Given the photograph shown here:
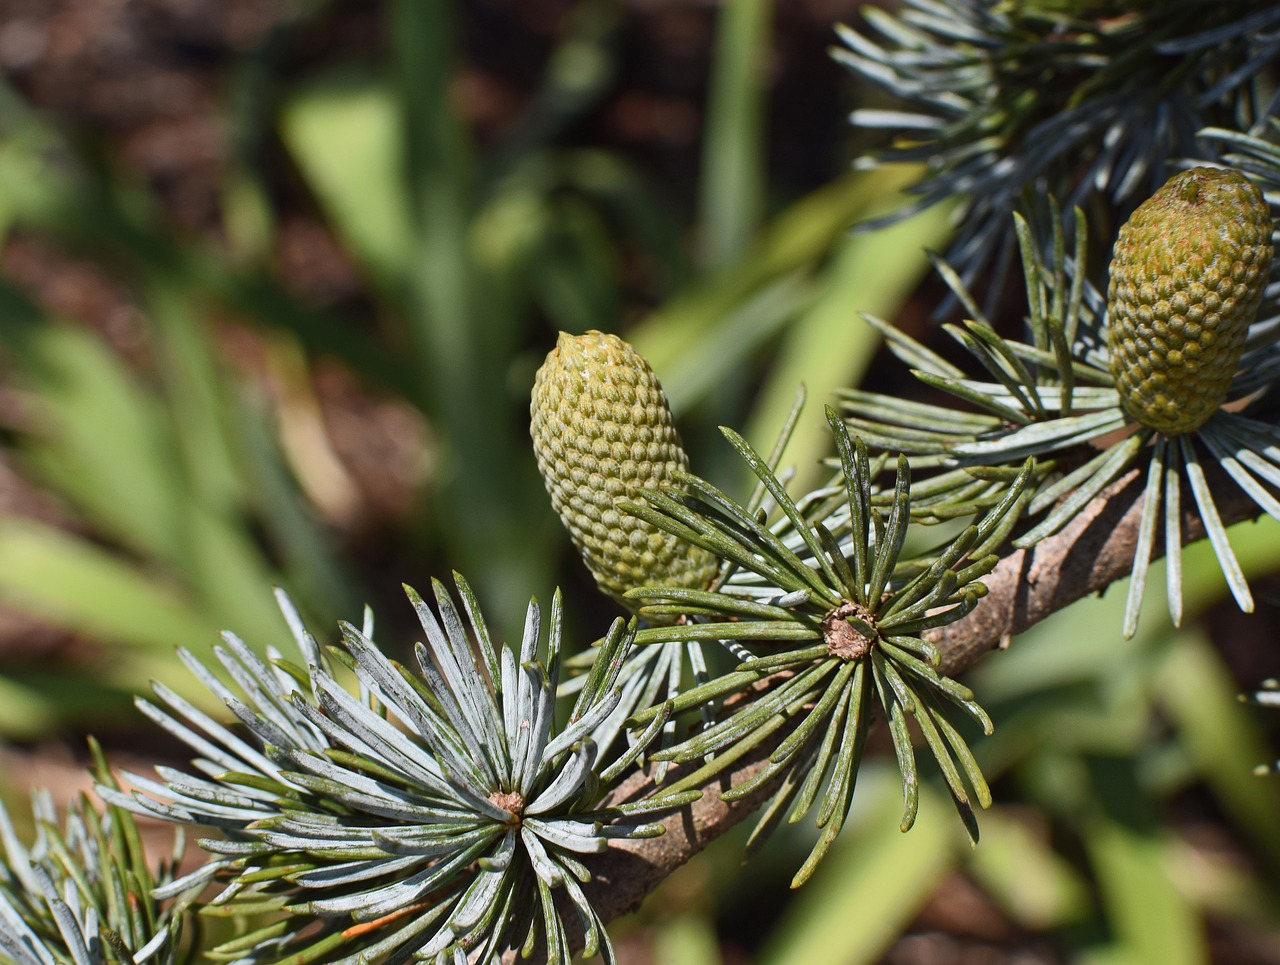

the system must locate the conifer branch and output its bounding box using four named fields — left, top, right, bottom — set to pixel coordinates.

left=568, top=460, right=1263, bottom=943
